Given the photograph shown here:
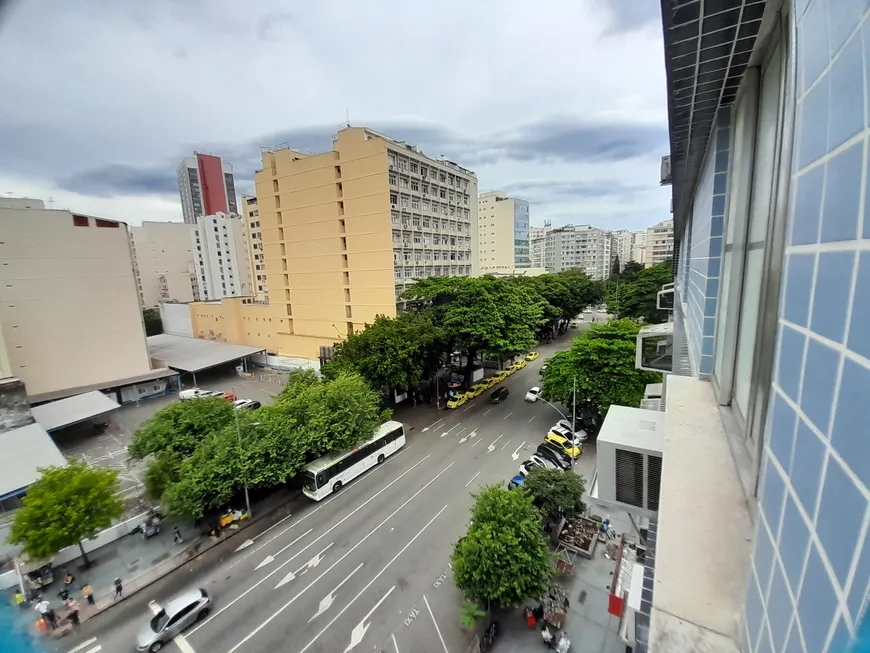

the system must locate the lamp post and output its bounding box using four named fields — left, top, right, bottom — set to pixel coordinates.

left=233, top=390, right=259, bottom=520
